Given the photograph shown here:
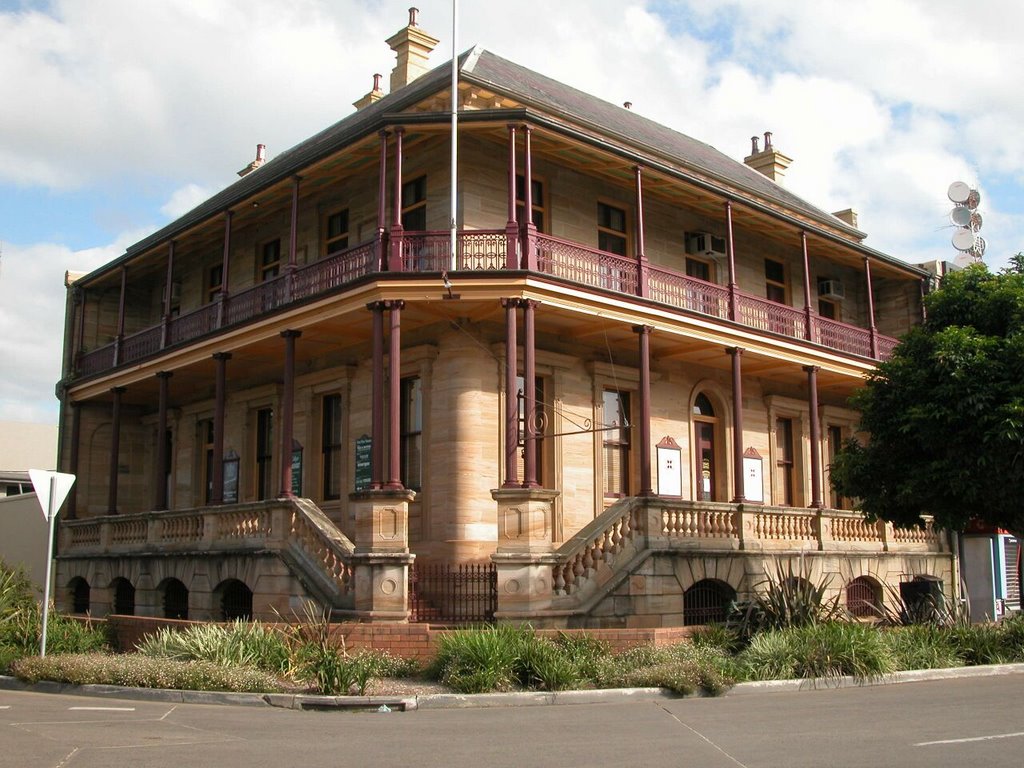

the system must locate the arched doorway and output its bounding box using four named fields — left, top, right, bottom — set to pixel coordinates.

left=68, top=577, right=90, bottom=614
left=216, top=579, right=253, bottom=621
left=683, top=579, right=736, bottom=625
left=111, top=577, right=135, bottom=615
left=160, top=578, right=189, bottom=620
